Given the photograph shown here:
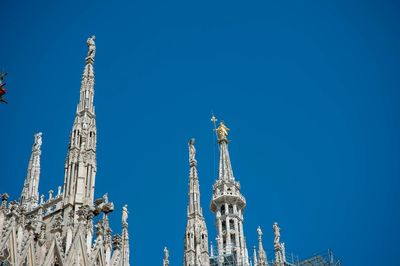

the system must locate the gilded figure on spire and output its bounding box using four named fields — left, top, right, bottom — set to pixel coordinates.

left=216, top=121, right=229, bottom=142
